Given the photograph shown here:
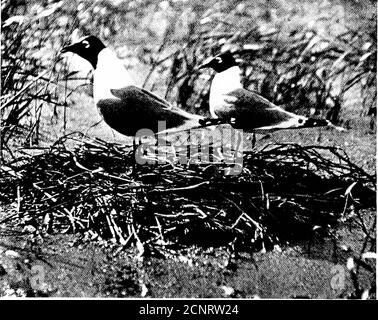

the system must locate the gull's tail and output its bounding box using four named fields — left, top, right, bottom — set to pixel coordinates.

left=200, top=117, right=347, bottom=132
left=158, top=115, right=232, bottom=136
left=199, top=118, right=233, bottom=127
left=303, top=118, right=346, bottom=131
